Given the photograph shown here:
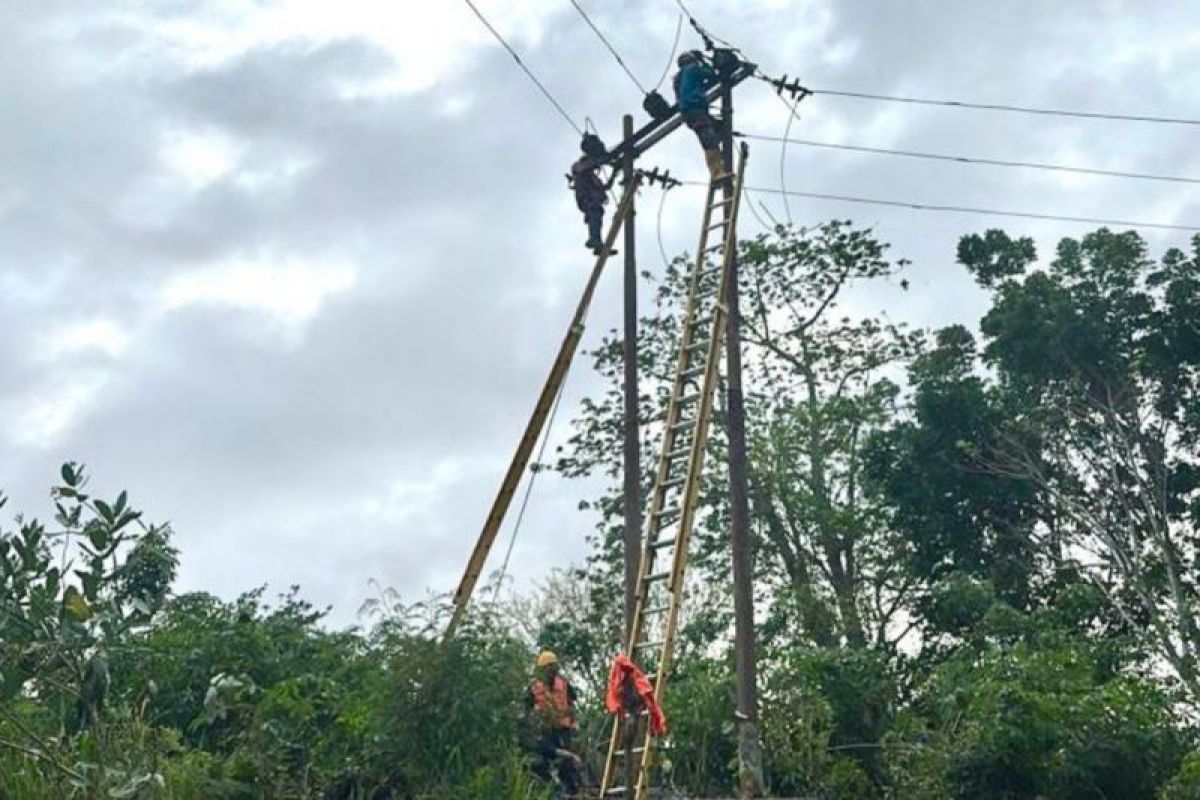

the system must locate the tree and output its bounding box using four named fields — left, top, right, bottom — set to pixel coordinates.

left=874, top=228, right=1200, bottom=704
left=969, top=229, right=1200, bottom=703
left=559, top=221, right=921, bottom=656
